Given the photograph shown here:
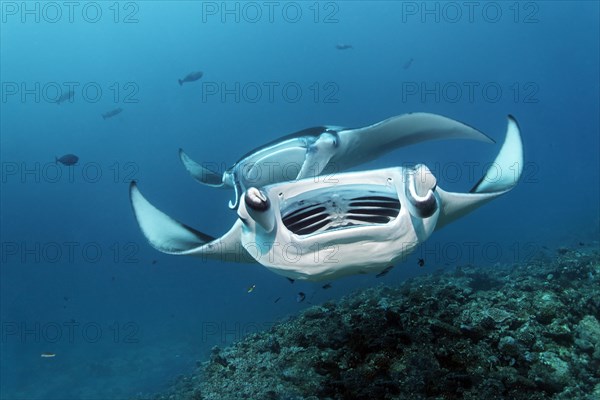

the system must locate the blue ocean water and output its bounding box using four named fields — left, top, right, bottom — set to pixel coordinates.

left=0, top=1, right=598, bottom=399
